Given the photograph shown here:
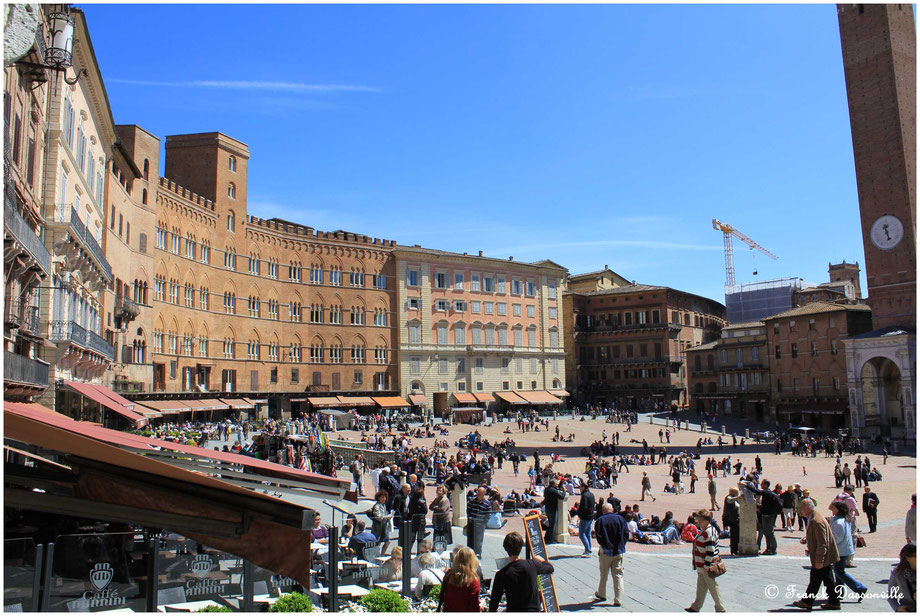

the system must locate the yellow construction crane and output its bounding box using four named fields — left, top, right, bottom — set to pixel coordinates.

left=712, top=219, right=778, bottom=287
